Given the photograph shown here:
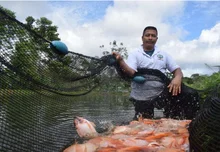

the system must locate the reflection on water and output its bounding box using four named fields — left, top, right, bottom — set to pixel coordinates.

left=0, top=91, right=134, bottom=152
